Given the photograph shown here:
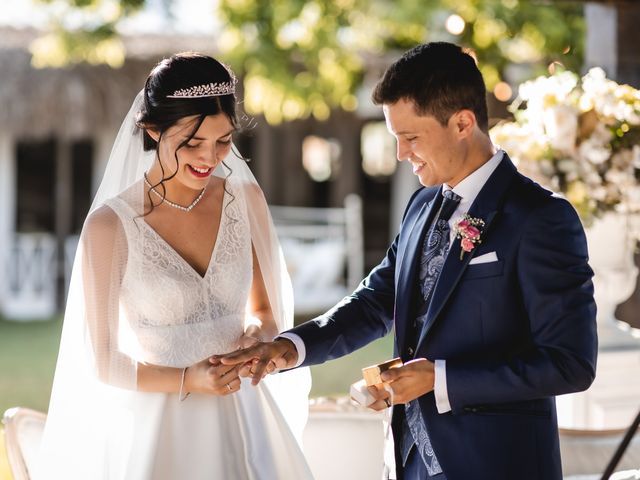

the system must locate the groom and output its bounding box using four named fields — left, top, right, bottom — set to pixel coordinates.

left=220, top=42, right=597, bottom=479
